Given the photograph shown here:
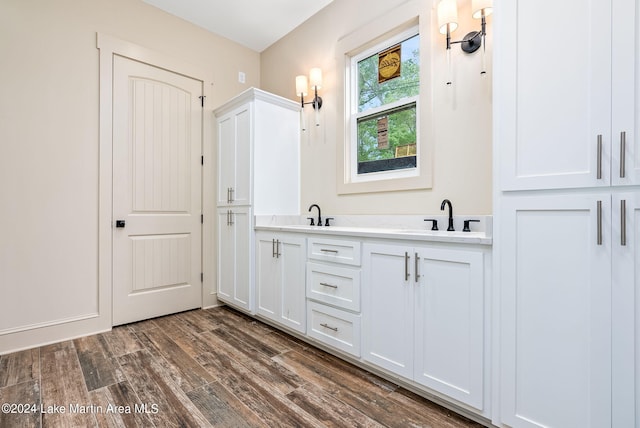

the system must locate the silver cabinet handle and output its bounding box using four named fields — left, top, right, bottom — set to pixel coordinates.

left=228, top=210, right=234, bottom=226
left=226, top=210, right=230, bottom=226
left=597, top=200, right=602, bottom=245
left=276, top=239, right=281, bottom=258
left=404, top=252, right=410, bottom=281
left=320, top=248, right=338, bottom=253
left=621, top=199, right=627, bottom=246
left=320, top=282, right=338, bottom=289
left=272, top=239, right=276, bottom=258
left=320, top=323, right=338, bottom=332
left=620, top=131, right=626, bottom=178
left=227, top=187, right=231, bottom=203
left=597, top=134, right=603, bottom=180
left=230, top=187, right=234, bottom=203
left=414, top=252, right=420, bottom=283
